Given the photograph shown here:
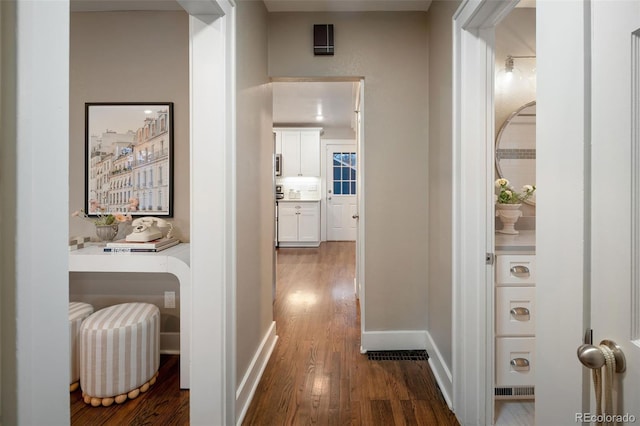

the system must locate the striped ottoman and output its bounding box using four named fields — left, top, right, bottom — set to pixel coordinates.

left=69, top=302, right=94, bottom=392
left=80, top=302, right=160, bottom=407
